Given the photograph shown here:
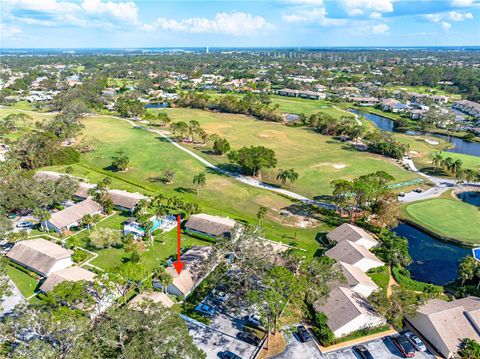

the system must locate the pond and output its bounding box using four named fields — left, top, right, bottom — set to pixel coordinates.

left=457, top=191, right=480, bottom=207
left=393, top=223, right=471, bottom=286
left=349, top=109, right=480, bottom=157
left=144, top=102, right=168, bottom=109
